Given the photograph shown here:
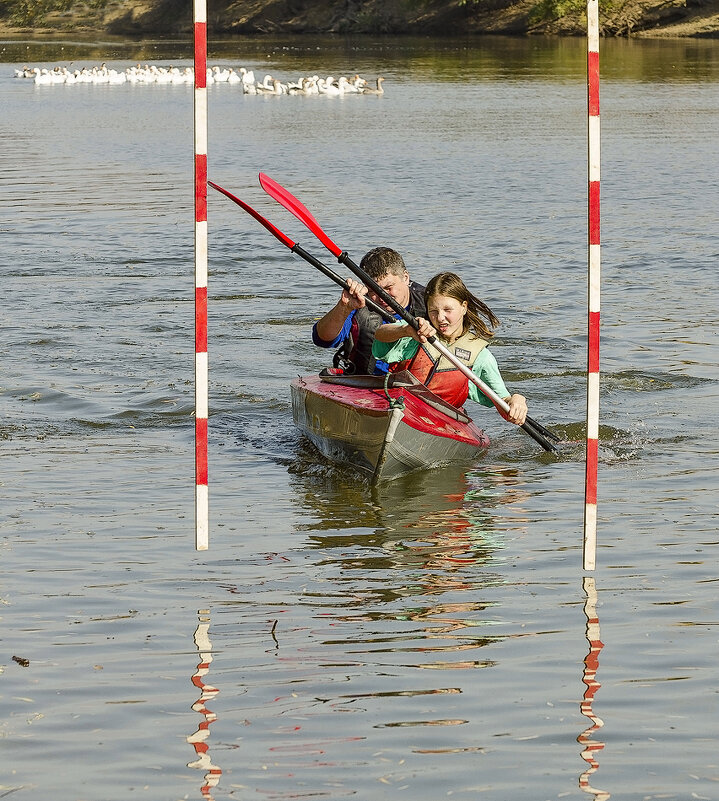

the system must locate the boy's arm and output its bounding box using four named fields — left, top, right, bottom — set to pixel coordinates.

left=314, top=279, right=367, bottom=343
